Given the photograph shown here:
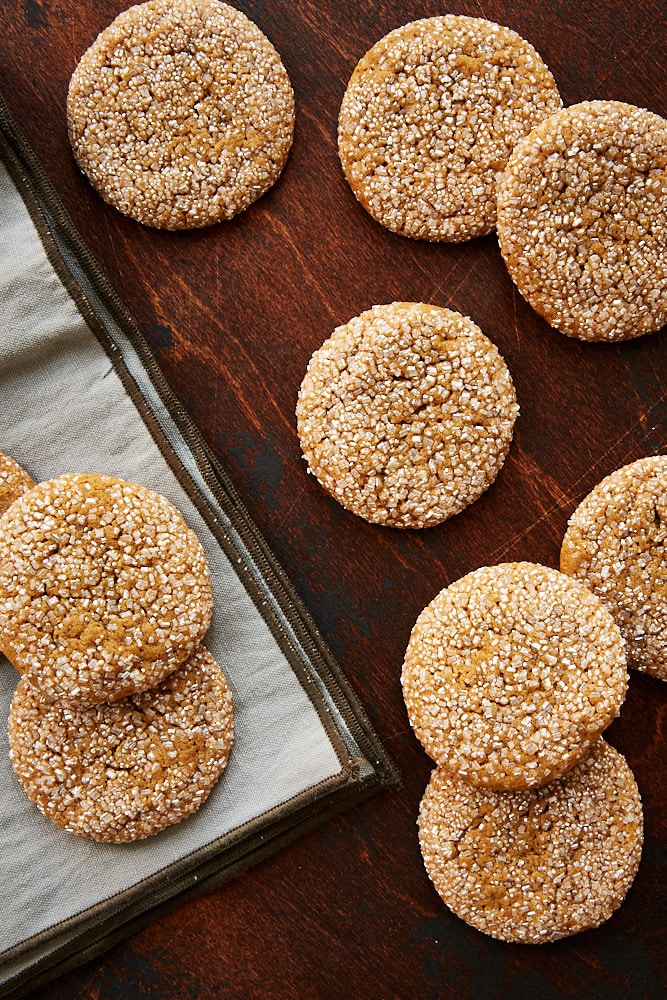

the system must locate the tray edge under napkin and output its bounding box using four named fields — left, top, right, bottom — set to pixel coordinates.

left=0, top=91, right=400, bottom=999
